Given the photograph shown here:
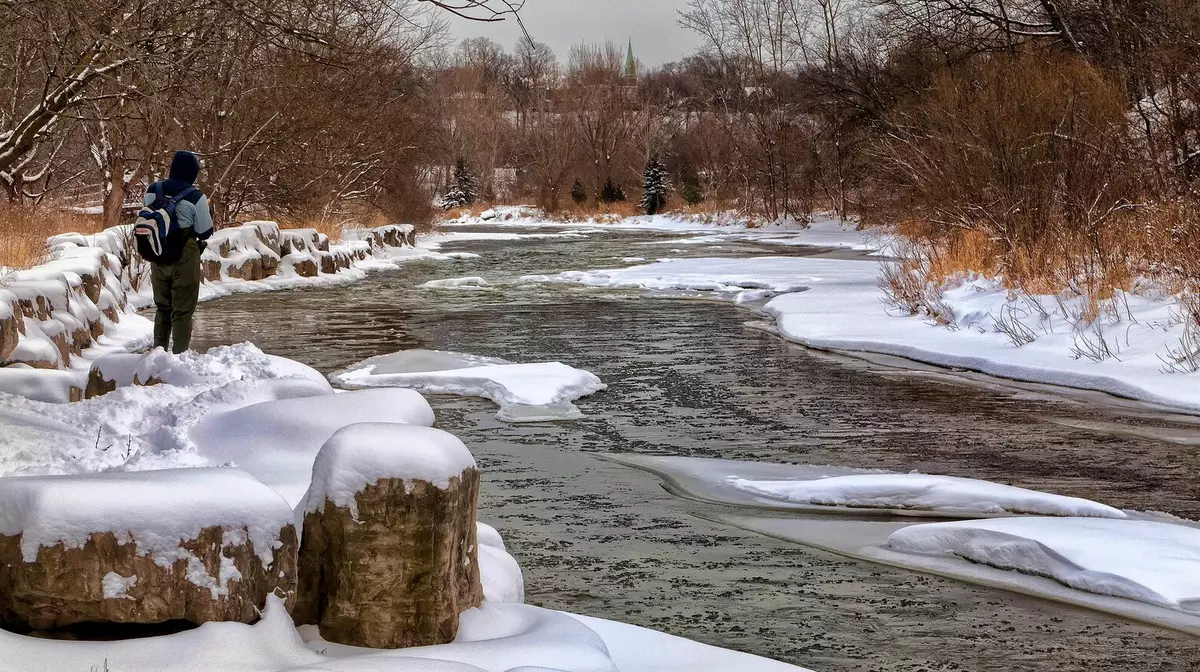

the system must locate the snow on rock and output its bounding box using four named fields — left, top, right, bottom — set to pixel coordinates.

left=0, top=468, right=298, bottom=630
left=191, top=388, right=435, bottom=505
left=729, top=473, right=1128, bottom=518
left=301, top=423, right=476, bottom=515
left=886, top=517, right=1200, bottom=611
left=0, top=467, right=292, bottom=565
left=0, top=366, right=84, bottom=403
left=477, top=522, right=524, bottom=604
left=102, top=571, right=138, bottom=599
left=328, top=350, right=605, bottom=423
